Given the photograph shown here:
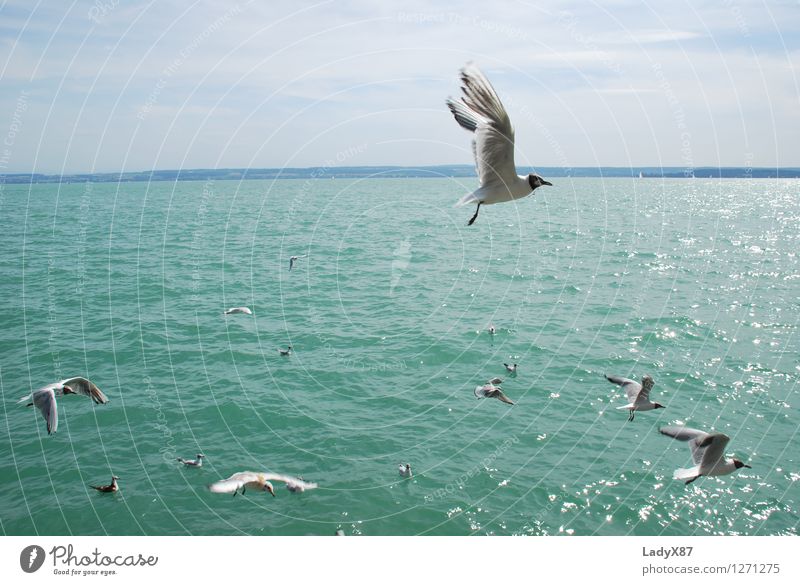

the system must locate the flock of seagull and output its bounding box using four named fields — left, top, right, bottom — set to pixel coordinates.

left=16, top=63, right=752, bottom=529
